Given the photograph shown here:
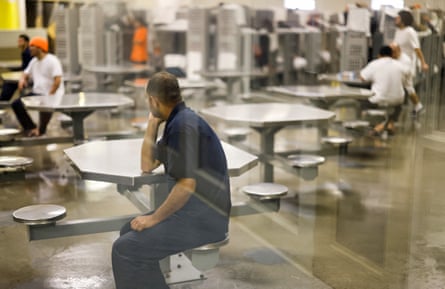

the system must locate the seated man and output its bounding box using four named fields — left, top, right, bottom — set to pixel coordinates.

left=112, top=72, right=231, bottom=289
left=359, top=45, right=409, bottom=135
left=0, top=34, right=32, bottom=101
left=13, top=36, right=64, bottom=137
